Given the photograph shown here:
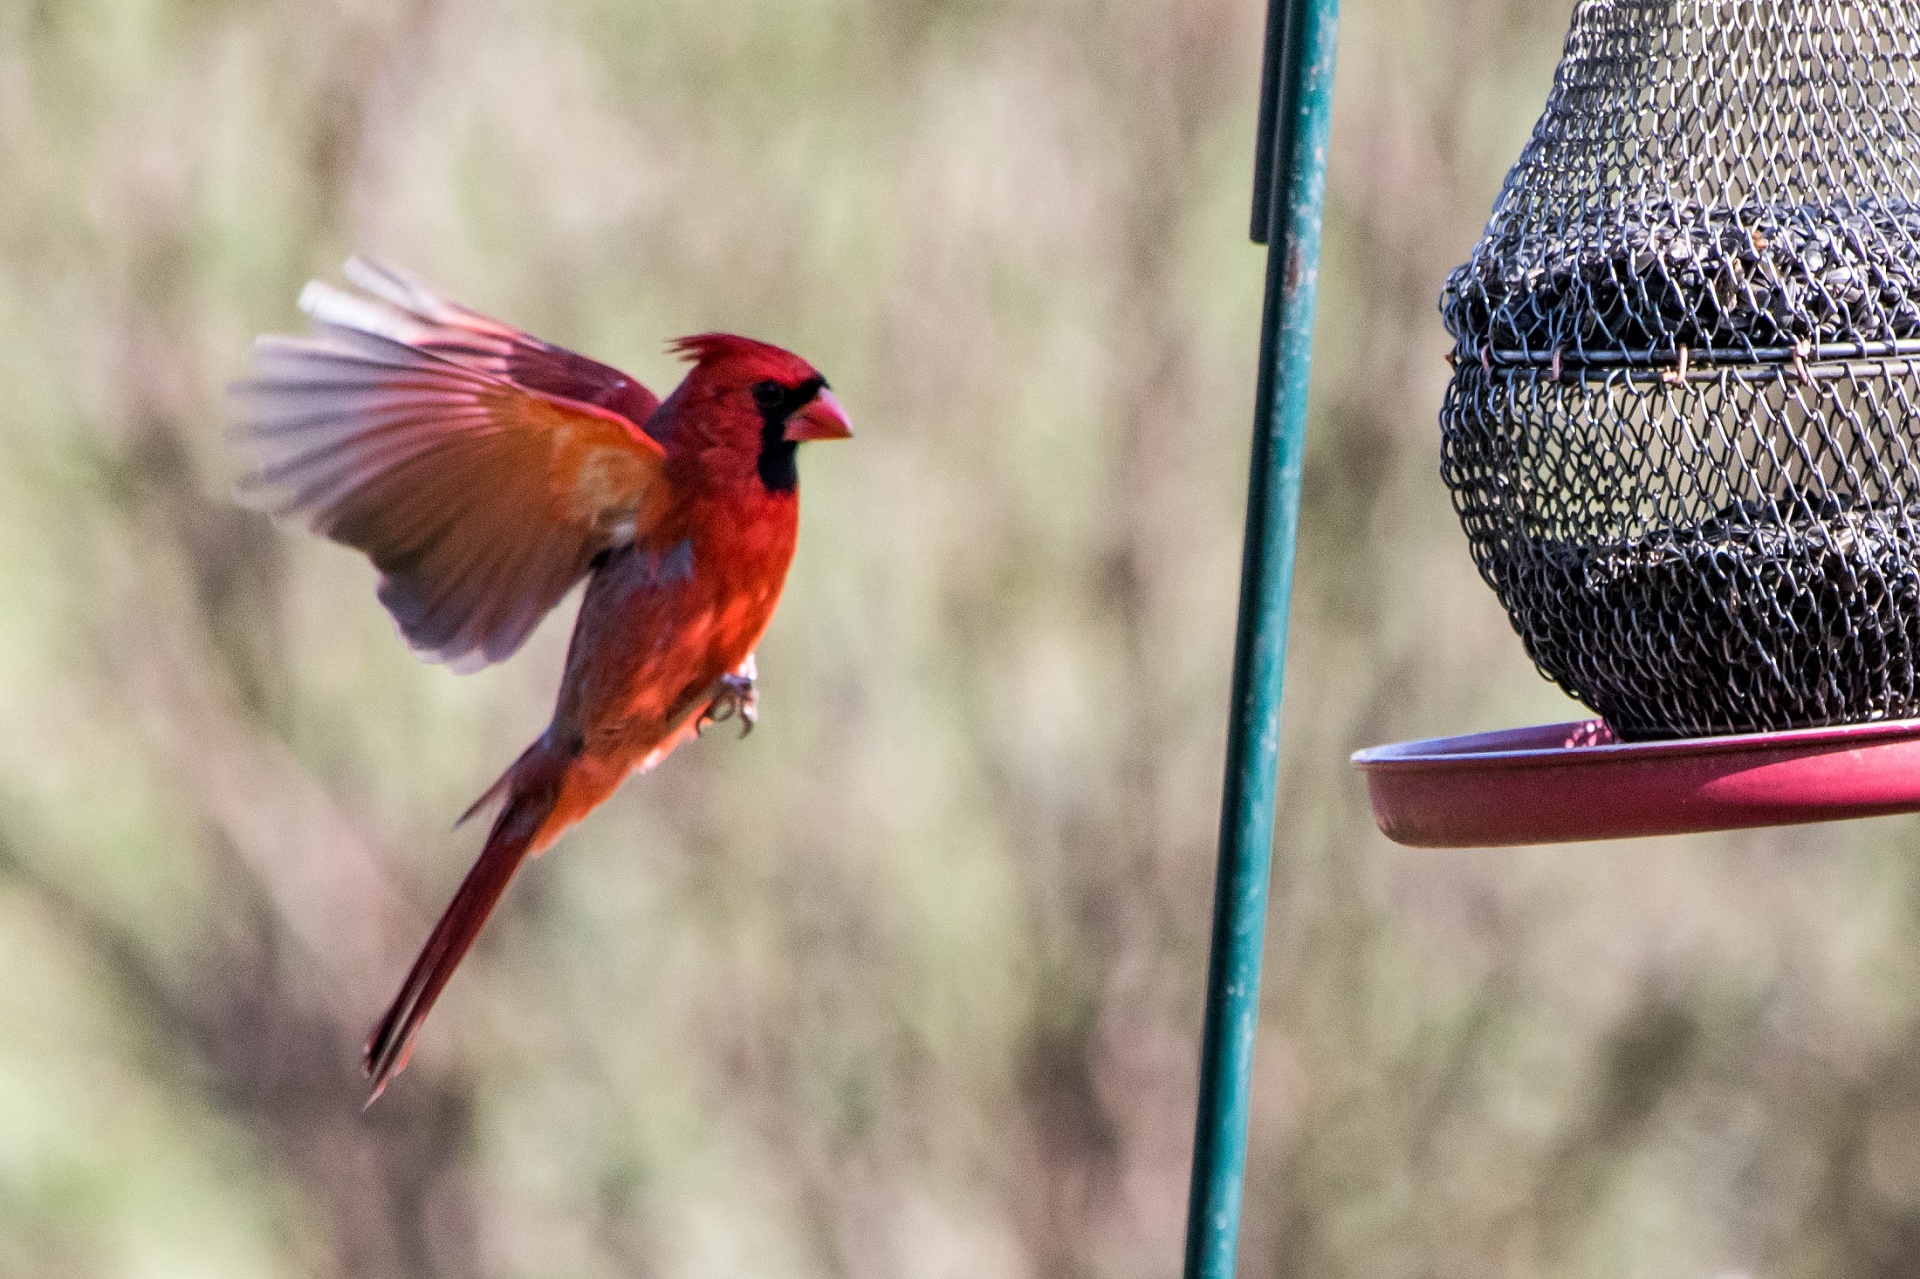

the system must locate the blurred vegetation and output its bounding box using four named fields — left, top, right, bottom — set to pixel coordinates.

left=6, top=0, right=1920, bottom=1275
